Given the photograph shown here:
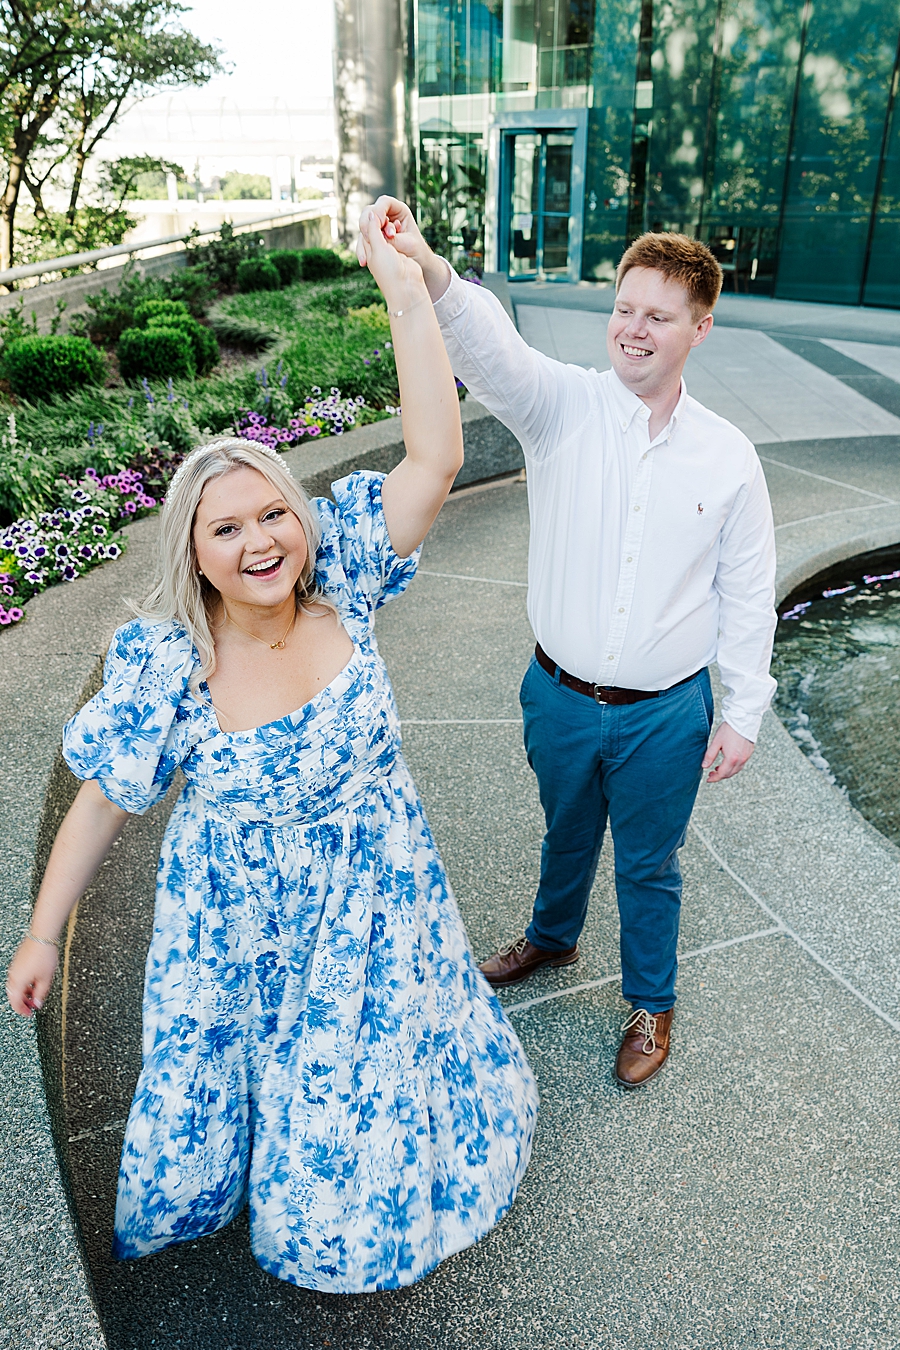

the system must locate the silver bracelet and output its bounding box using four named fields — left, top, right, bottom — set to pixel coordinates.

left=387, top=294, right=429, bottom=319
left=25, top=928, right=59, bottom=949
